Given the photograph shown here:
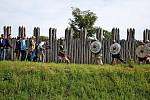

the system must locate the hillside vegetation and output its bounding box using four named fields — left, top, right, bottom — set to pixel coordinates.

left=0, top=61, right=150, bottom=100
